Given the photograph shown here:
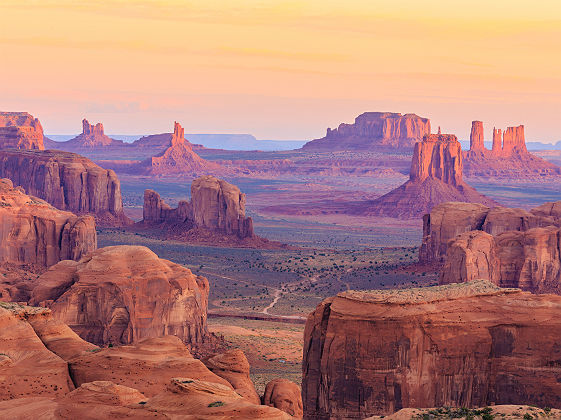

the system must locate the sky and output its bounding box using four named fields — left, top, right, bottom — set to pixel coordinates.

left=1, top=0, right=560, bottom=142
